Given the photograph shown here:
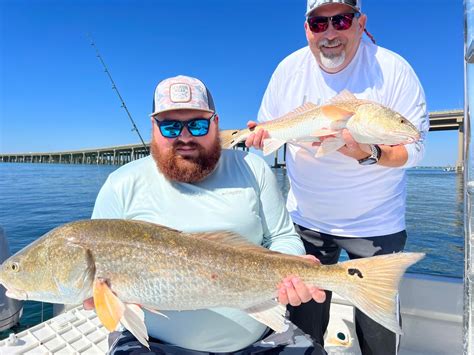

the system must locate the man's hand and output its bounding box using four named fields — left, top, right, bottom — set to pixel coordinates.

left=244, top=121, right=269, bottom=150
left=312, top=129, right=371, bottom=160
left=337, top=129, right=372, bottom=160
left=278, top=255, right=326, bottom=306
